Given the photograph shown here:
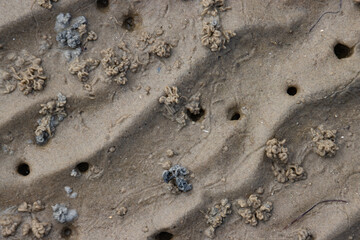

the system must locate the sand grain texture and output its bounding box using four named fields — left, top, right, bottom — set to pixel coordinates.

left=0, top=0, right=360, bottom=239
